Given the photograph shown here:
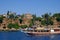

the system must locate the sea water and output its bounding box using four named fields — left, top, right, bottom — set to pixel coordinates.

left=0, top=31, right=60, bottom=40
